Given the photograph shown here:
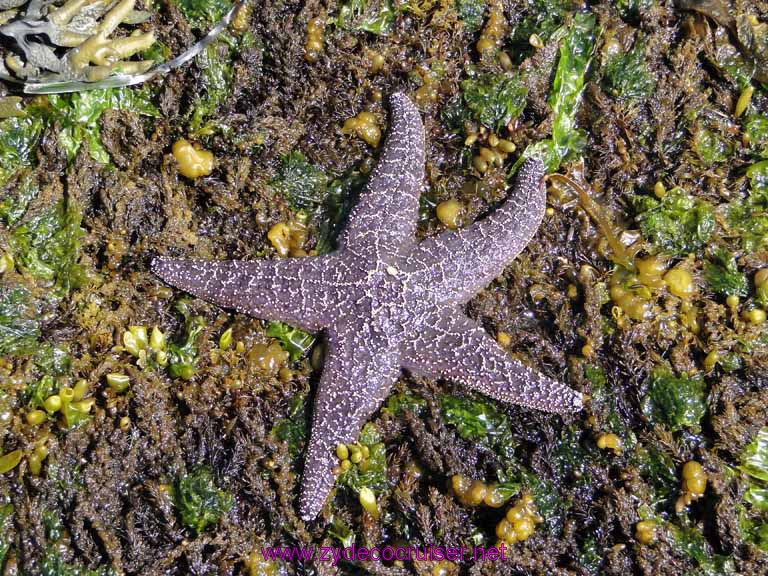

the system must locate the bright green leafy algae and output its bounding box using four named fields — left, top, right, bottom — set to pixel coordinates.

left=271, top=151, right=356, bottom=255
left=668, top=523, right=736, bottom=575
left=335, top=0, right=395, bottom=36
left=271, top=394, right=307, bottom=458
left=461, top=72, right=528, bottom=131
left=510, top=0, right=575, bottom=48
left=693, top=125, right=731, bottom=165
left=440, top=394, right=515, bottom=460
left=24, top=374, right=56, bottom=409
left=384, top=390, right=426, bottom=416
left=615, top=0, right=652, bottom=21
left=633, top=189, right=715, bottom=256
left=742, top=428, right=768, bottom=484
left=725, top=160, right=768, bottom=251
left=266, top=321, right=315, bottom=362
left=0, top=113, right=45, bottom=187
left=167, top=300, right=206, bottom=380
left=34, top=344, right=72, bottom=376
left=744, top=113, right=768, bottom=157
left=740, top=428, right=768, bottom=552
left=704, top=248, right=748, bottom=298
left=0, top=503, right=11, bottom=572
left=39, top=549, right=115, bottom=576
left=337, top=423, right=387, bottom=491
left=173, top=466, right=233, bottom=534
left=631, top=444, right=678, bottom=503
left=641, top=367, right=706, bottom=432
left=49, top=88, right=159, bottom=163
left=454, top=0, right=485, bottom=32
left=522, top=12, right=599, bottom=172
left=602, top=37, right=654, bottom=99
left=0, top=286, right=41, bottom=356
left=189, top=43, right=234, bottom=132
left=175, top=0, right=232, bottom=29
left=272, top=151, right=329, bottom=211
left=8, top=199, right=86, bottom=296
